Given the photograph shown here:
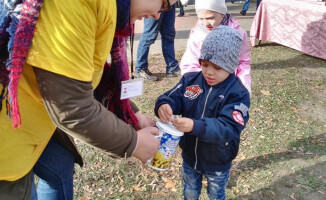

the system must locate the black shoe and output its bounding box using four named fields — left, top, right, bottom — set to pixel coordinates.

left=133, top=69, right=158, bottom=81
left=240, top=11, right=246, bottom=16
left=177, top=13, right=185, bottom=17
left=231, top=1, right=235, bottom=3
left=166, top=69, right=181, bottom=78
